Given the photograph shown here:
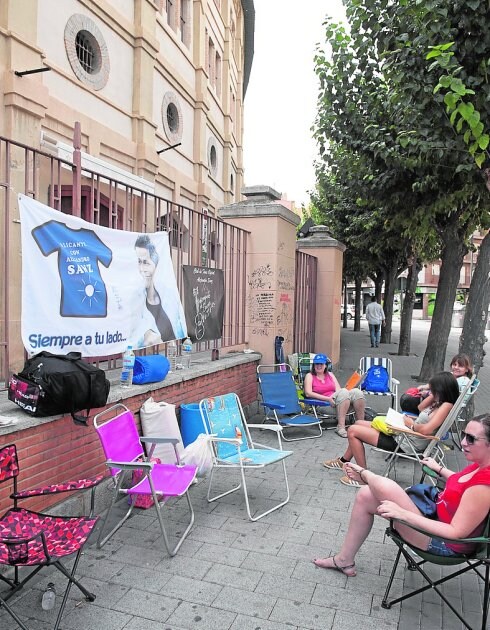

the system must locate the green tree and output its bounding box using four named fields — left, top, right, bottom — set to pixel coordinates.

left=313, top=0, right=489, bottom=378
